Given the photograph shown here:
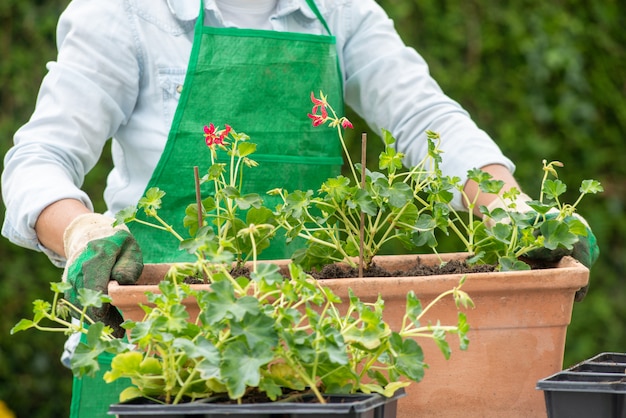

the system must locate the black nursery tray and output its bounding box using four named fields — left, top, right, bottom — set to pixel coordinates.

left=536, top=352, right=626, bottom=418
left=108, top=389, right=405, bottom=418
